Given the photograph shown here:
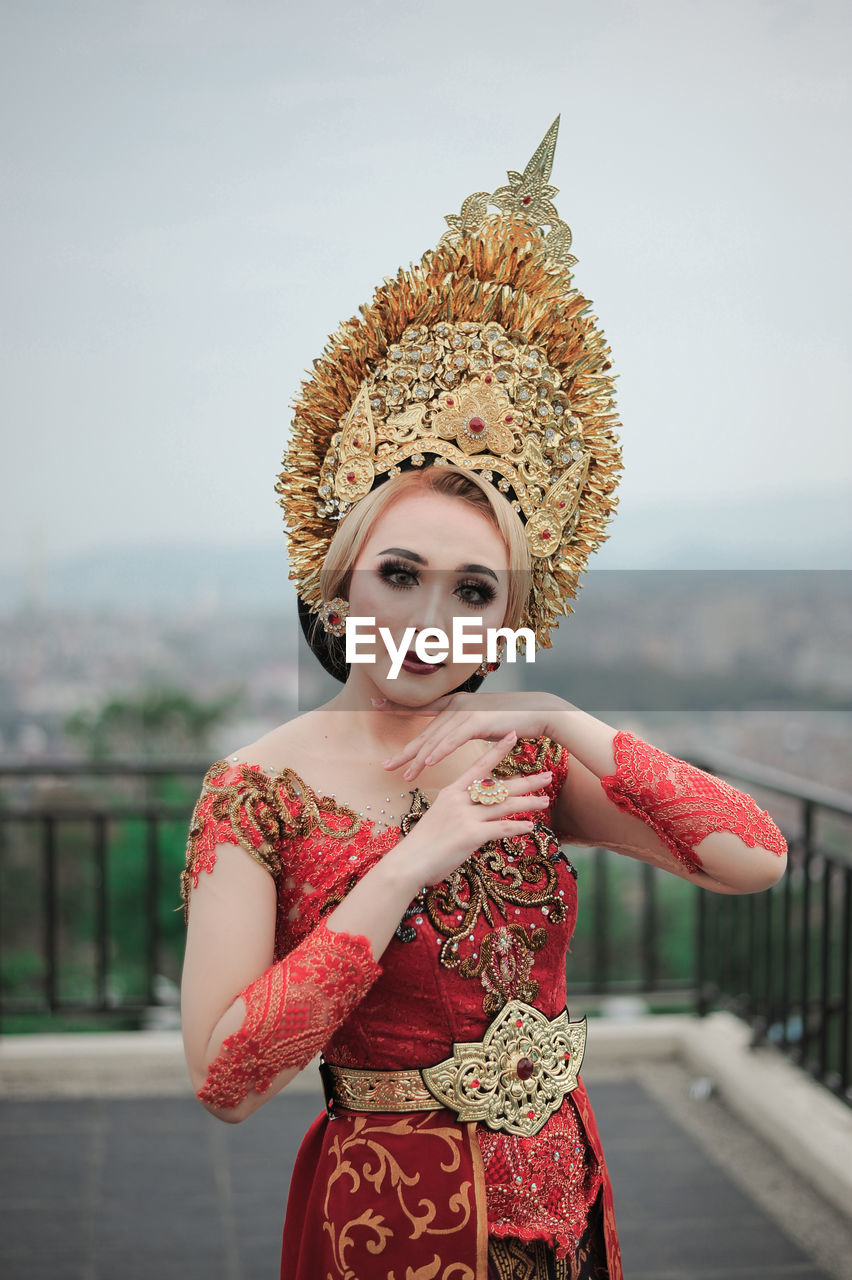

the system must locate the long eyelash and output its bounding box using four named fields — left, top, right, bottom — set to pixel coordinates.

left=457, top=578, right=497, bottom=608
left=378, top=558, right=420, bottom=590
left=377, top=559, right=496, bottom=608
